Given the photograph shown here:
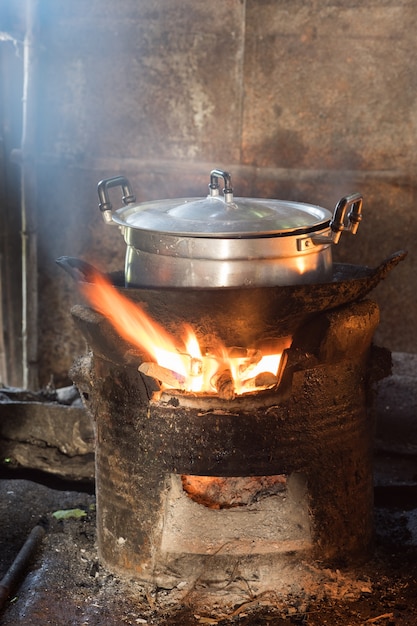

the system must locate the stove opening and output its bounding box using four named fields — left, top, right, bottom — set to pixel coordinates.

left=80, top=270, right=292, bottom=399
left=159, top=473, right=311, bottom=561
